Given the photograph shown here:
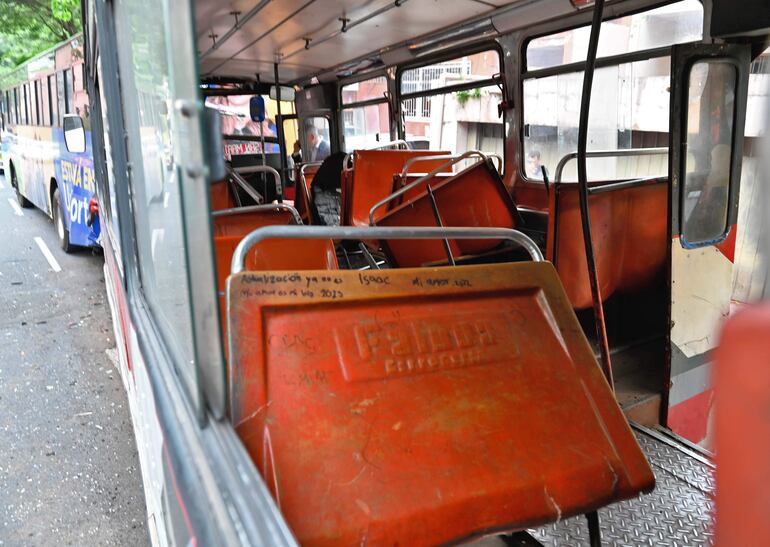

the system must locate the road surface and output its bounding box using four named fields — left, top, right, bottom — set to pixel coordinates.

left=0, top=173, right=148, bottom=545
